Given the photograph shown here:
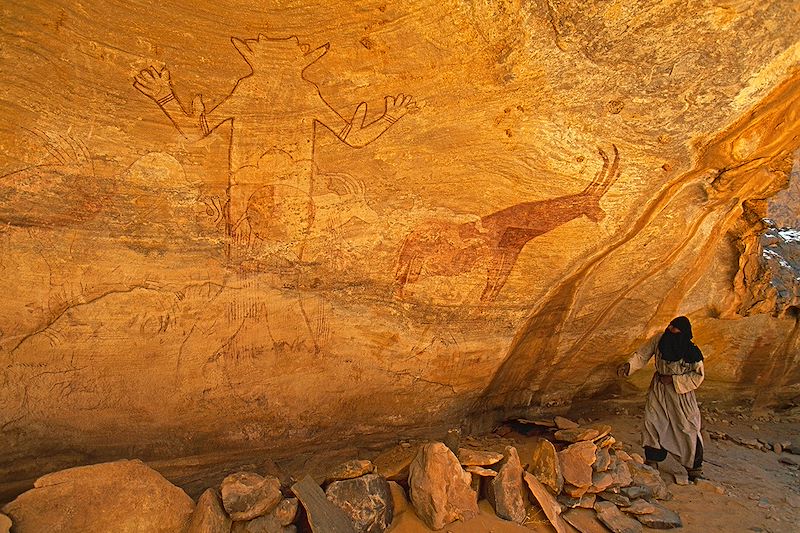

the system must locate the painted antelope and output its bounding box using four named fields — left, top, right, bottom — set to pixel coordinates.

left=395, top=145, right=620, bottom=301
